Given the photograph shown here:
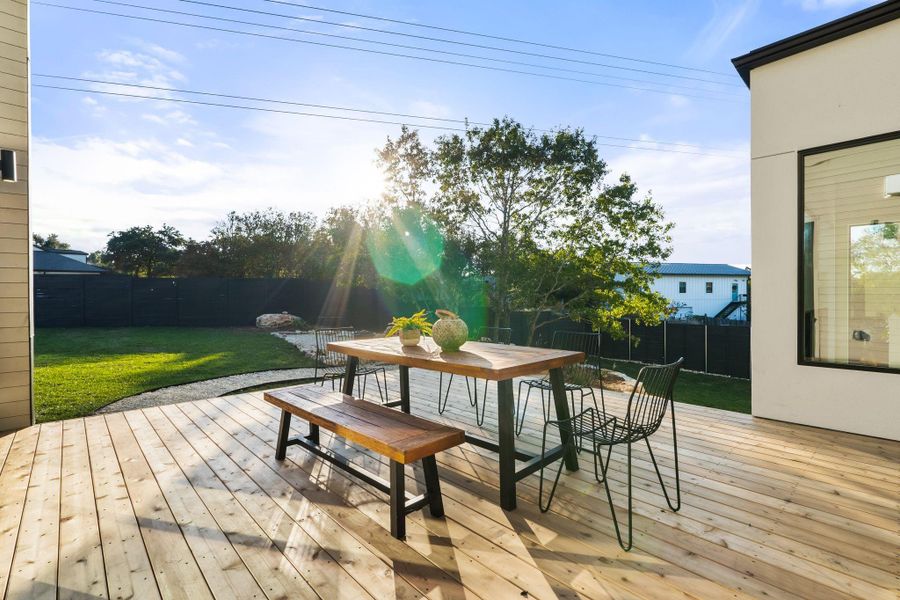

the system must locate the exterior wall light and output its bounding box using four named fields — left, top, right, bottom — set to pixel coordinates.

left=0, top=149, right=16, bottom=182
